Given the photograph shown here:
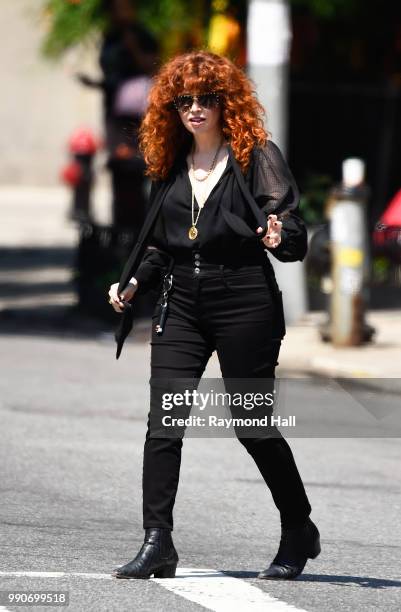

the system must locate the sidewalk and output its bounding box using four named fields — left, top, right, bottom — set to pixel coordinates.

left=1, top=185, right=400, bottom=390
left=277, top=310, right=401, bottom=391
